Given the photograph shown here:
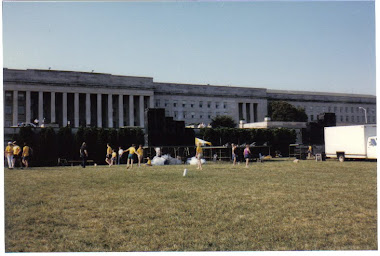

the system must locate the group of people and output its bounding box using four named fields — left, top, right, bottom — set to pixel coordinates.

left=4, top=141, right=31, bottom=169
left=104, top=144, right=145, bottom=169
left=232, top=144, right=253, bottom=167
left=187, top=143, right=256, bottom=170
